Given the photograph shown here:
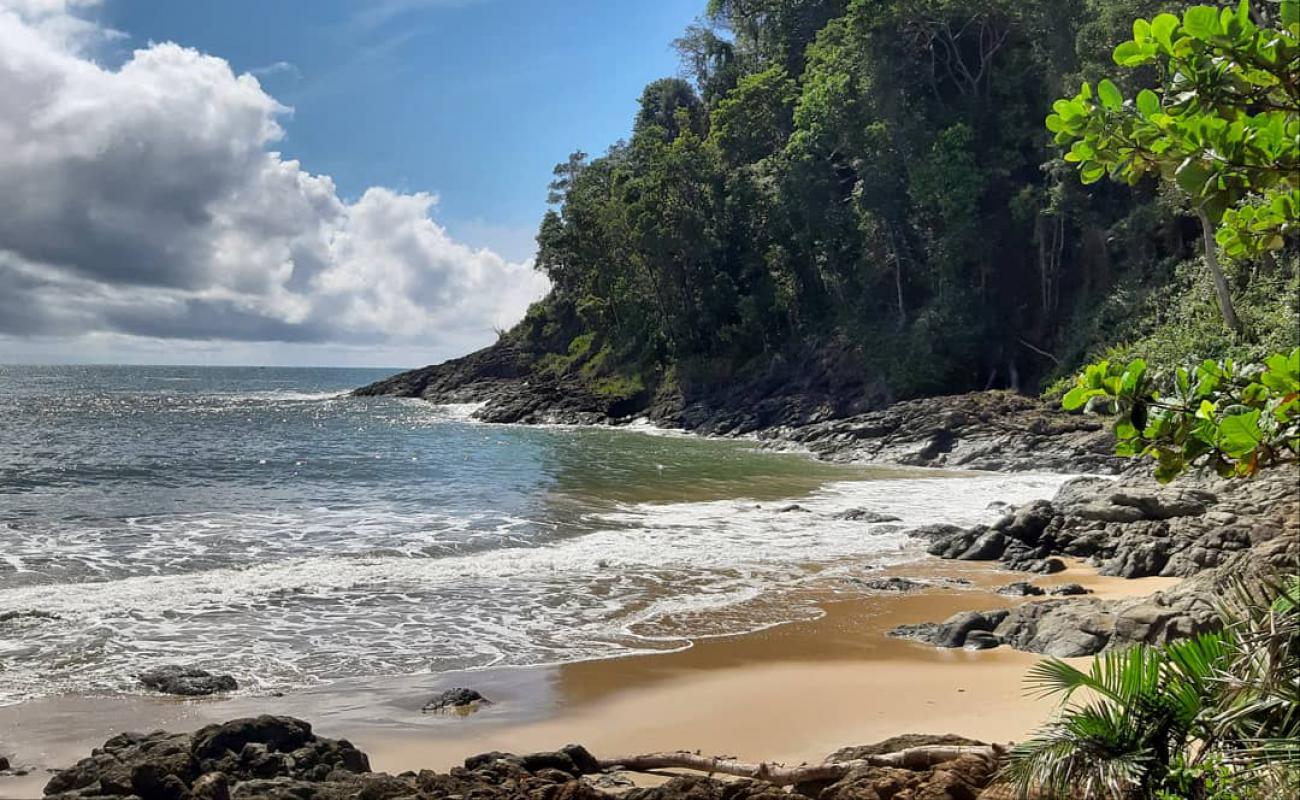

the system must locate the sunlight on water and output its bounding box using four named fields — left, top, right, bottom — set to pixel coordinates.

left=0, top=365, right=1071, bottom=704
